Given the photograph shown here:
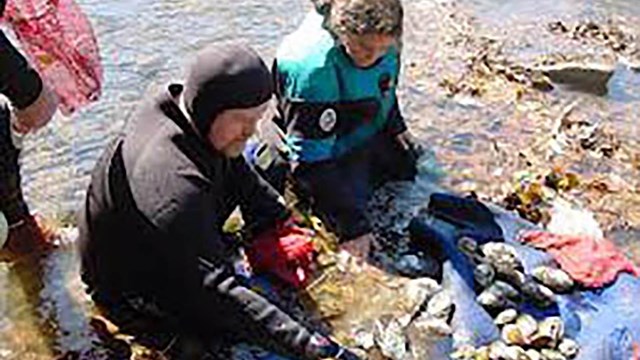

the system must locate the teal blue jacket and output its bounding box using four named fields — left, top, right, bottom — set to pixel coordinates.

left=274, top=11, right=406, bottom=163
